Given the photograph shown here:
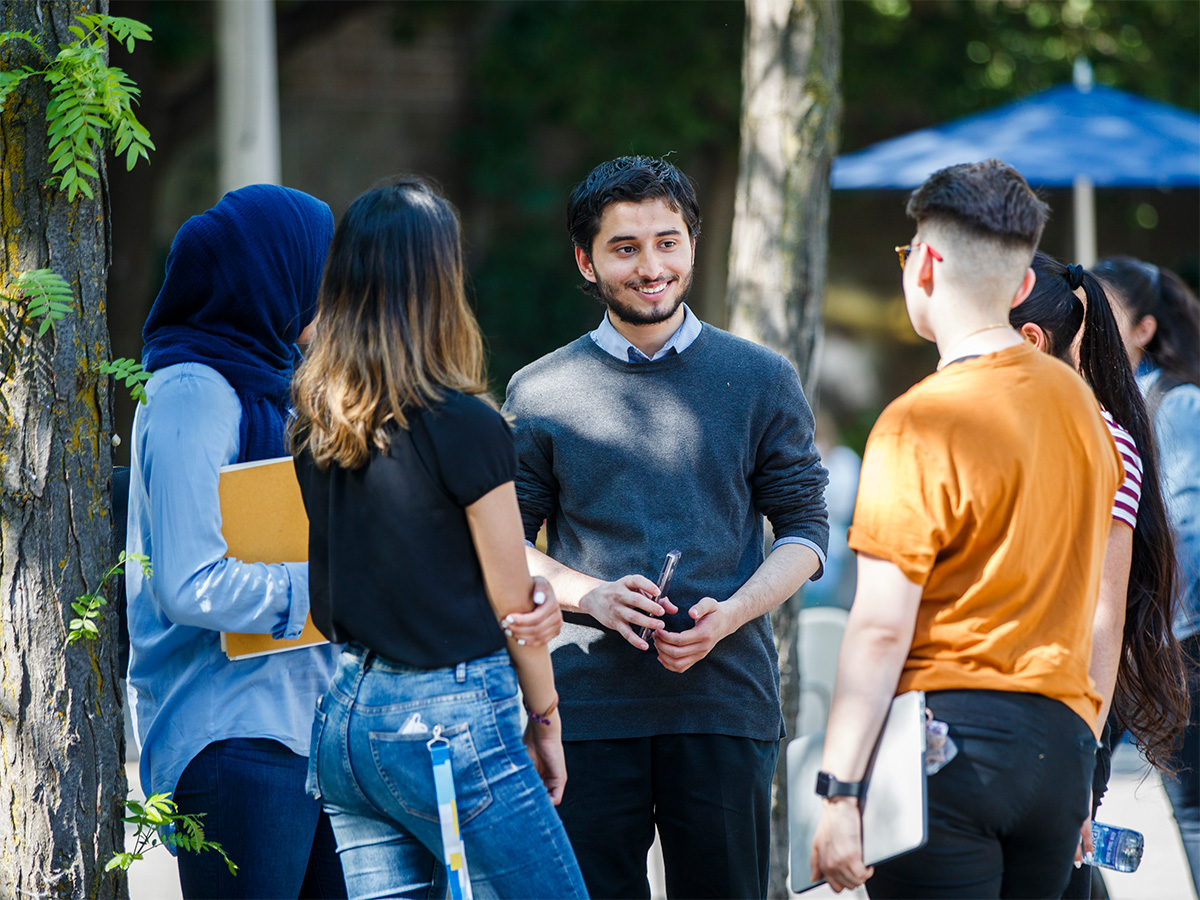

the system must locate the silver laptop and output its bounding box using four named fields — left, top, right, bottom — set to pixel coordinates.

left=788, top=690, right=929, bottom=893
